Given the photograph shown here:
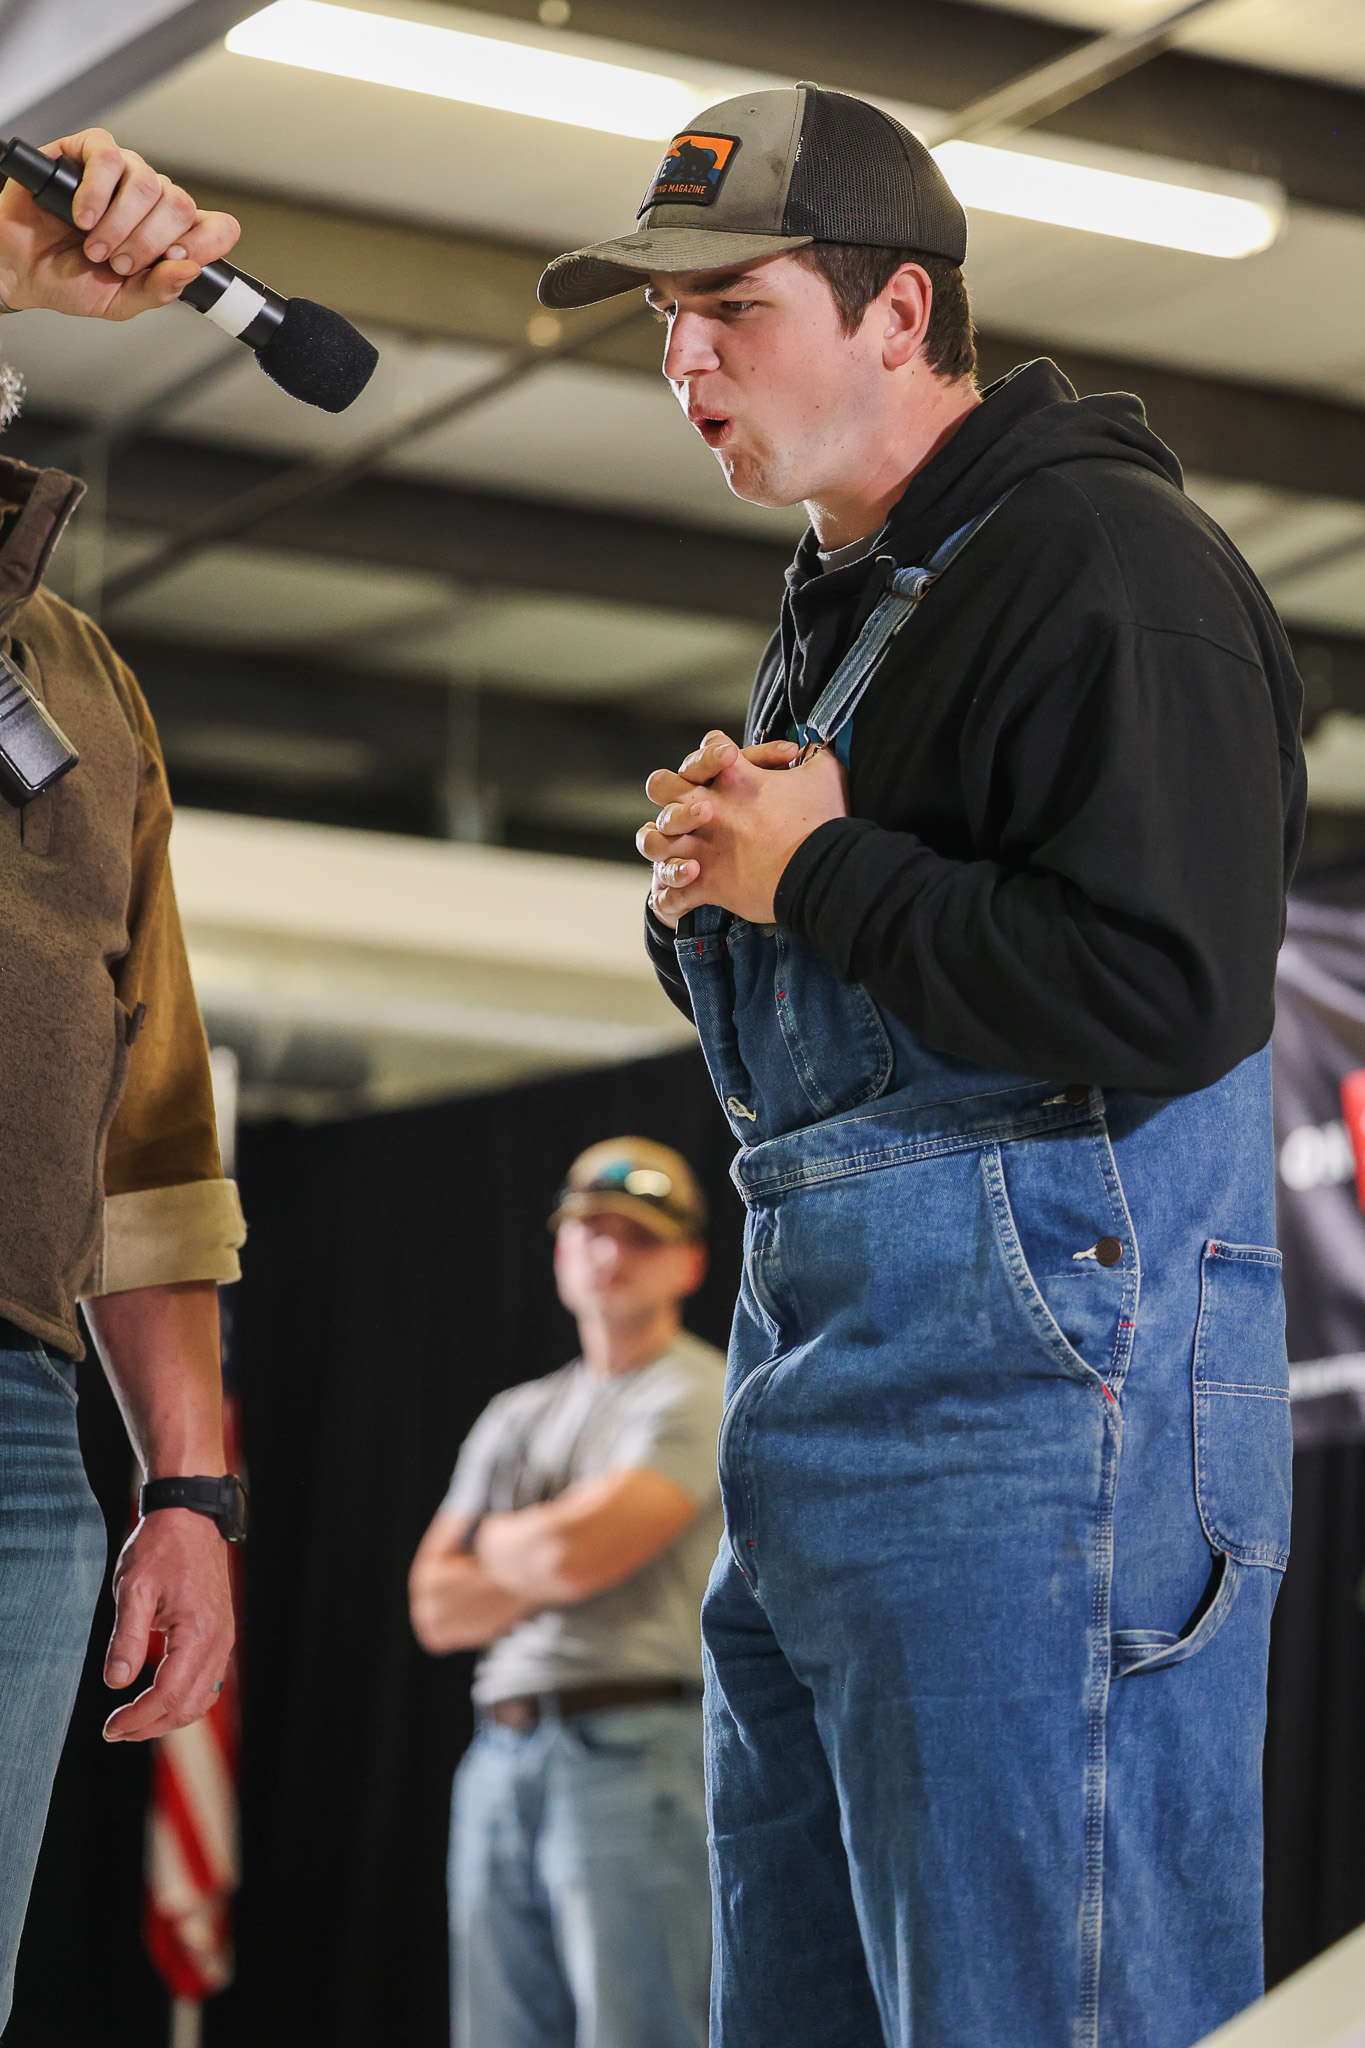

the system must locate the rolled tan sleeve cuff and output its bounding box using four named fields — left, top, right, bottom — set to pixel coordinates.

left=84, top=1179, right=247, bottom=1298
